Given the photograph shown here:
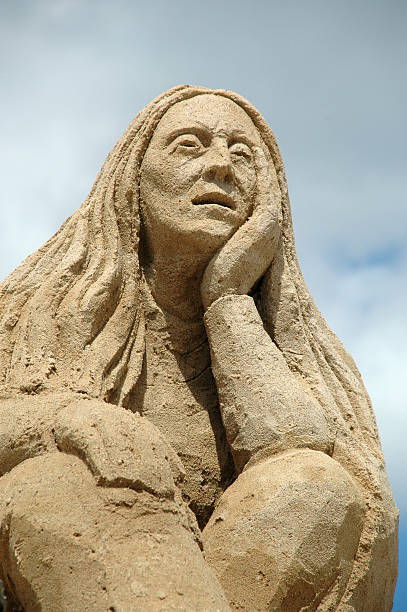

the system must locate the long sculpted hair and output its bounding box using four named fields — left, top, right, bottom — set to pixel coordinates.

left=0, top=85, right=397, bottom=603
